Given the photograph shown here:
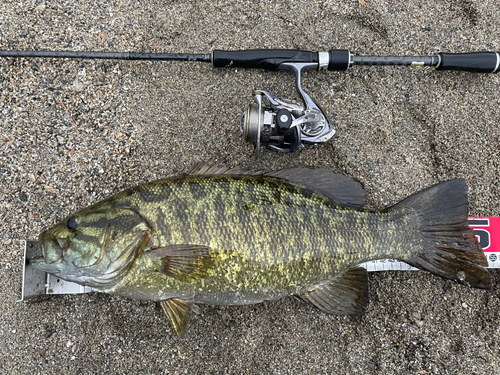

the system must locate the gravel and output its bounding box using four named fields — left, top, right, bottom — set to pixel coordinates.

left=1, top=0, right=500, bottom=374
